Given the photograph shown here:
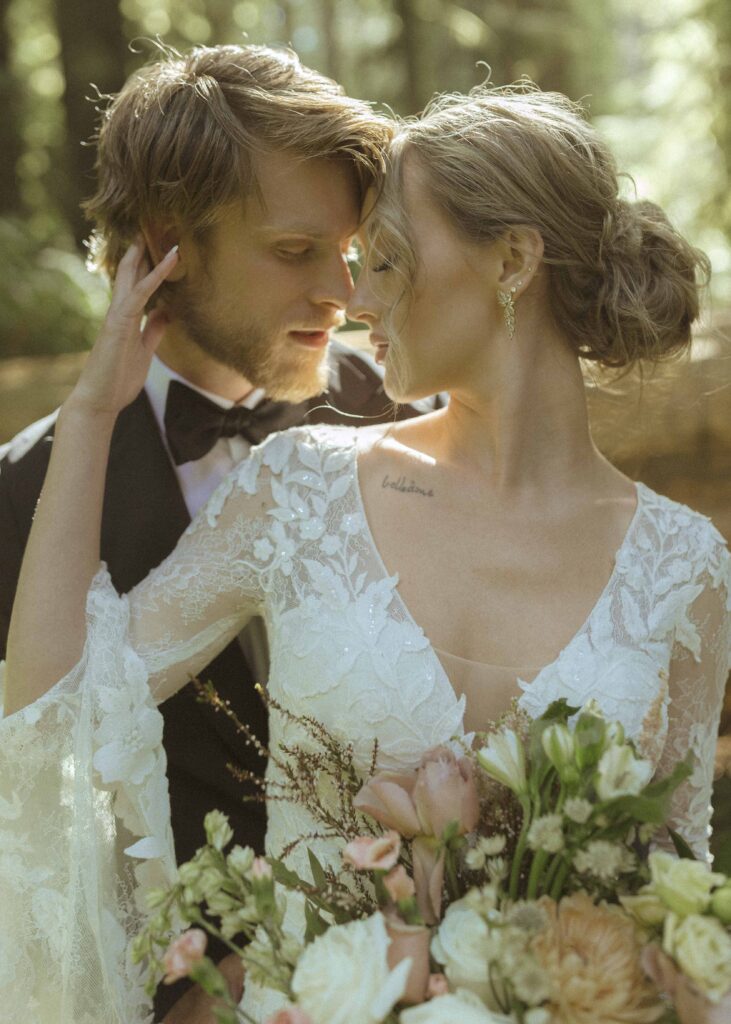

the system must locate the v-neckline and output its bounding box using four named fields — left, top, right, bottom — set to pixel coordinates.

left=349, top=435, right=645, bottom=709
